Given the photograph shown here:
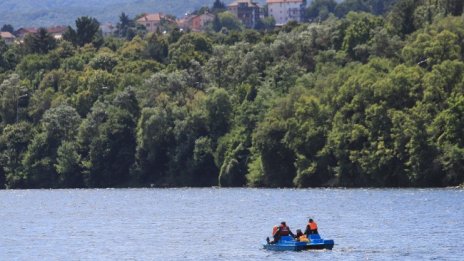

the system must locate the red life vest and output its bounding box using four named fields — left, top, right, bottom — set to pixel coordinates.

left=279, top=225, right=290, bottom=236
left=308, top=221, right=318, bottom=230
